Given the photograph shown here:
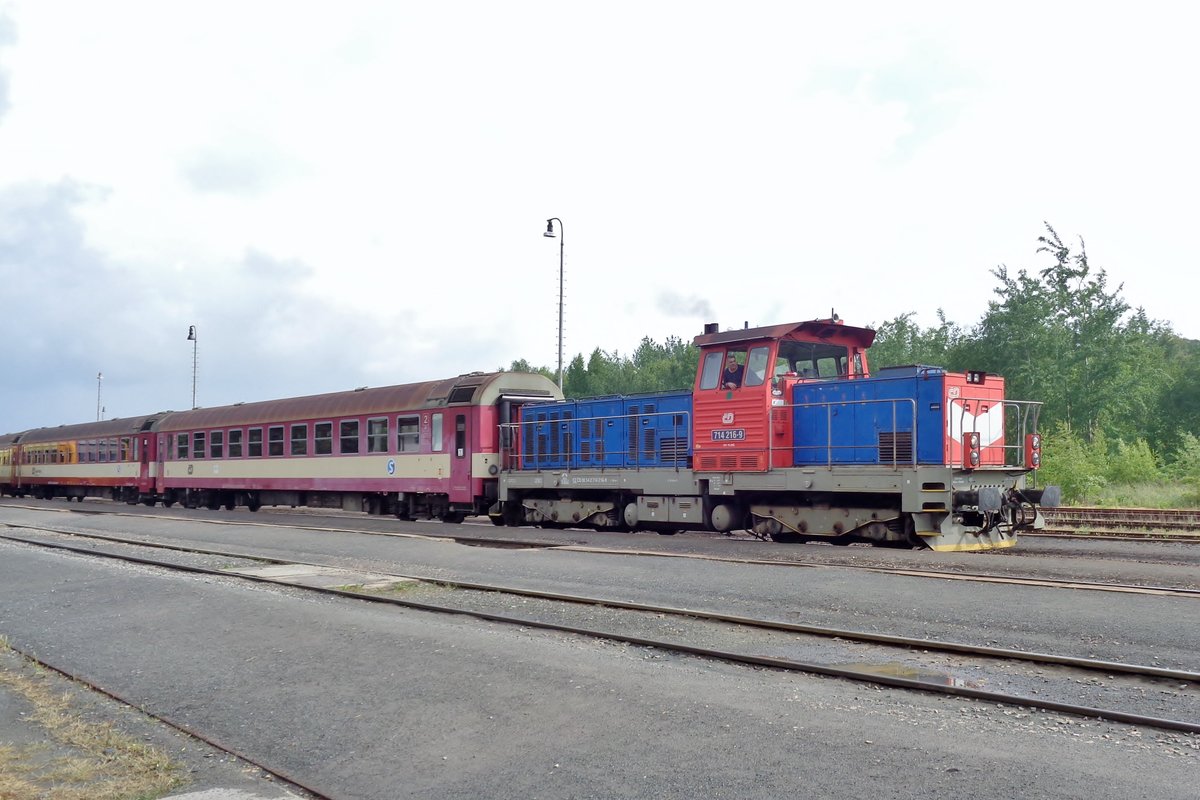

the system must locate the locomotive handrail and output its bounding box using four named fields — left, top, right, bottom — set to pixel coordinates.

left=950, top=398, right=1044, bottom=469
left=773, top=397, right=920, bottom=470
left=499, top=409, right=692, bottom=472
